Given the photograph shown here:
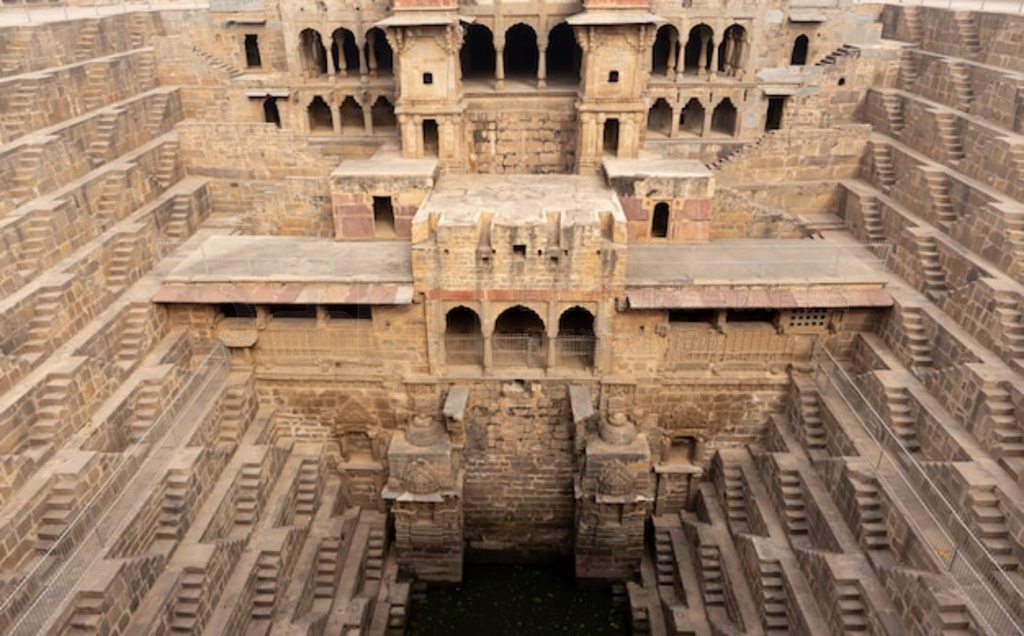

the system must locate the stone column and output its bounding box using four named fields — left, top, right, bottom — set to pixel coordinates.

left=331, top=99, right=341, bottom=134
left=723, top=35, right=735, bottom=76
left=546, top=322, right=558, bottom=370
left=575, top=413, right=654, bottom=580
left=702, top=106, right=711, bottom=137
left=495, top=44, right=505, bottom=89
left=482, top=319, right=494, bottom=371
left=367, top=32, right=378, bottom=77
left=359, top=36, right=369, bottom=78
left=666, top=30, right=678, bottom=78
left=537, top=45, right=547, bottom=88
left=709, top=37, right=720, bottom=79
left=697, top=32, right=709, bottom=76
left=363, top=102, right=373, bottom=135
left=383, top=415, right=464, bottom=582
left=334, top=35, right=347, bottom=76
left=670, top=103, right=680, bottom=138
